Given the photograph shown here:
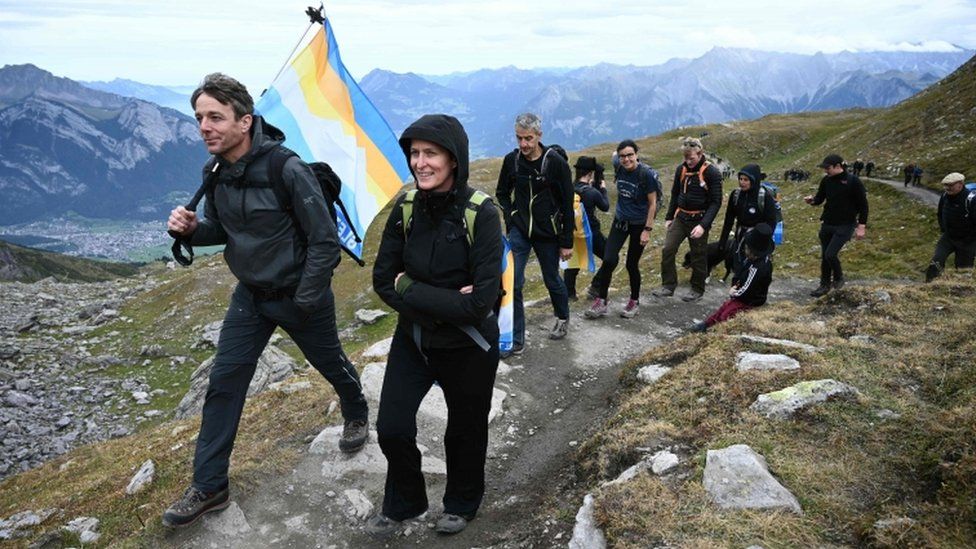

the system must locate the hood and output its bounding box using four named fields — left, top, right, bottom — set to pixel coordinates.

left=737, top=164, right=765, bottom=191
left=248, top=115, right=285, bottom=158
left=398, top=114, right=470, bottom=194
